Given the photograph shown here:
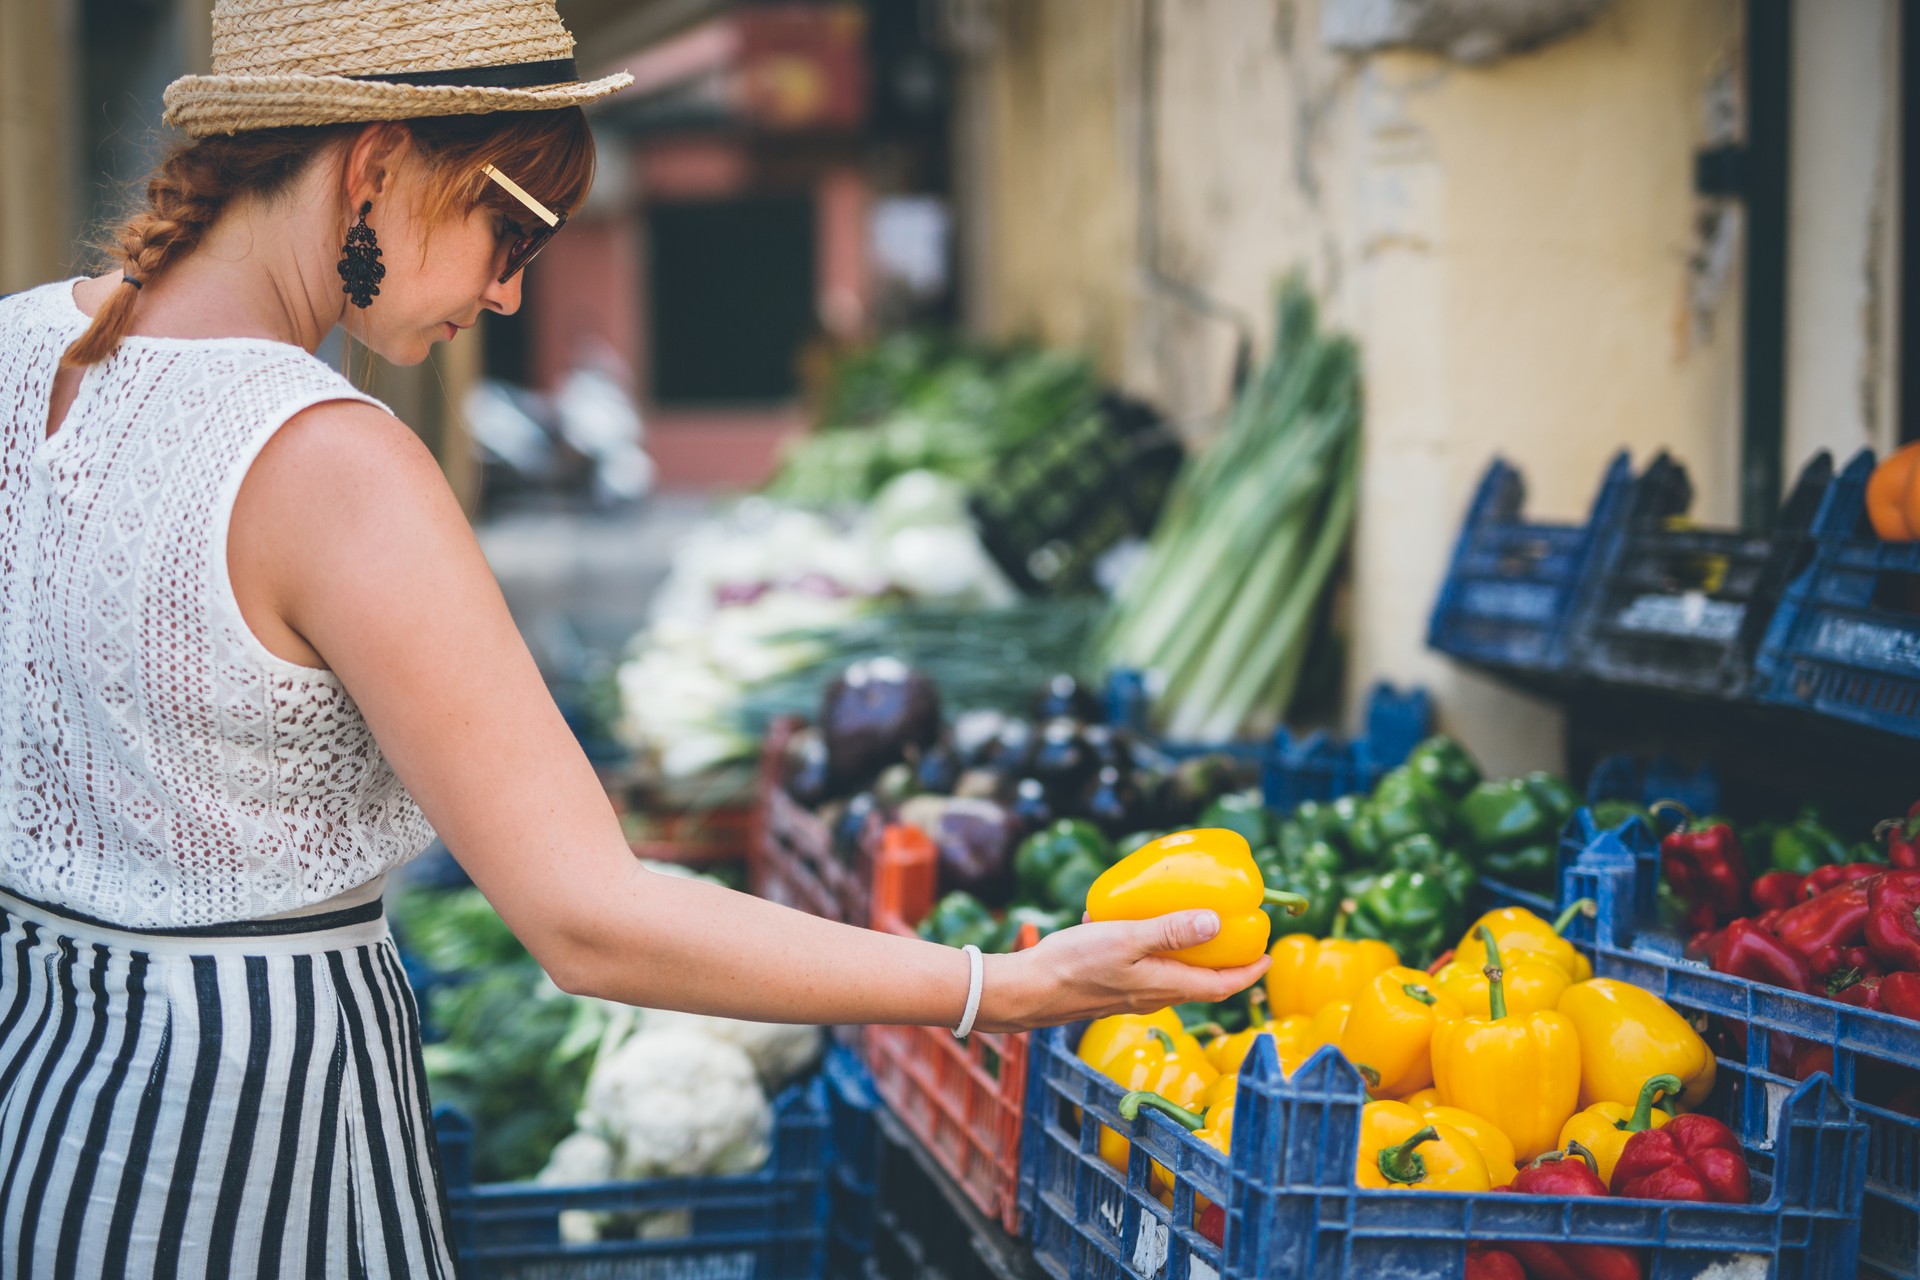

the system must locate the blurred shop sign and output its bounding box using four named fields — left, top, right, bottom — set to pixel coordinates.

left=593, top=3, right=868, bottom=135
